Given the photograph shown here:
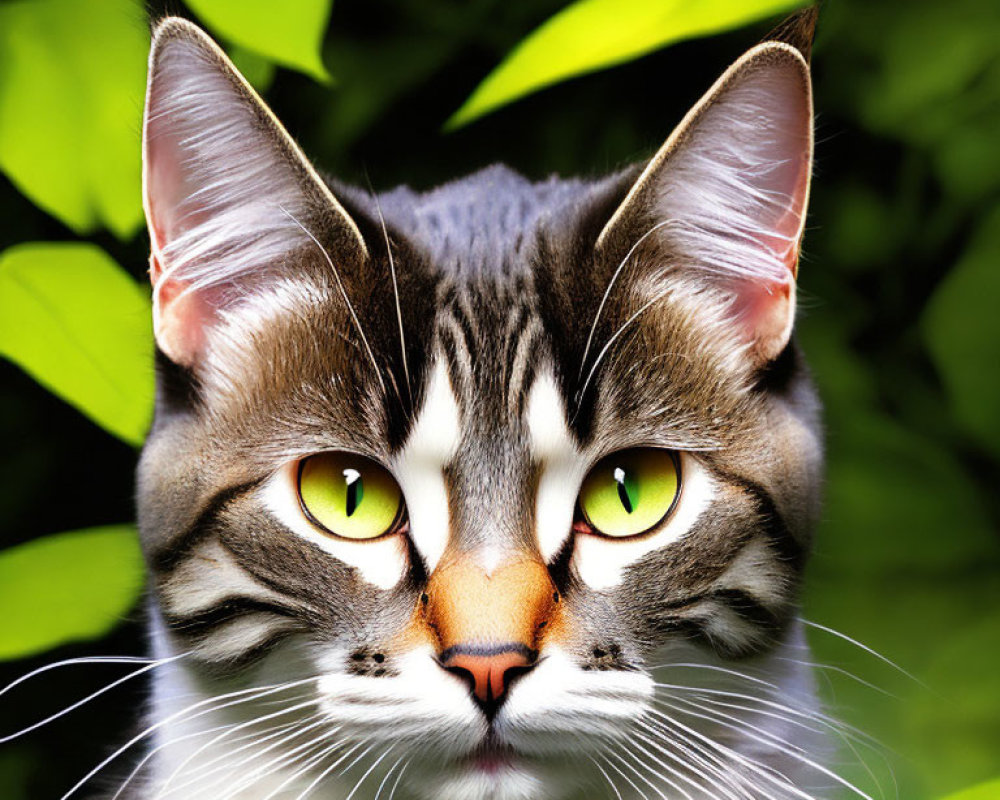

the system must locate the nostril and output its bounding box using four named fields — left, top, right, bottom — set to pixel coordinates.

left=437, top=644, right=537, bottom=717
left=444, top=664, right=477, bottom=695
left=501, top=663, right=534, bottom=694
